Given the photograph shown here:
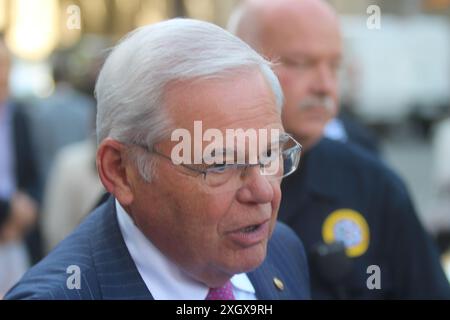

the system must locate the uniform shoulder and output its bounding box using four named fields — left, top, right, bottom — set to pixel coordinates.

left=317, top=138, right=402, bottom=183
